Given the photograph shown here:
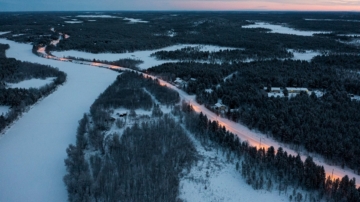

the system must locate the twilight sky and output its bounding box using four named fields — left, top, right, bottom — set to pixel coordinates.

left=0, top=0, right=360, bottom=11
